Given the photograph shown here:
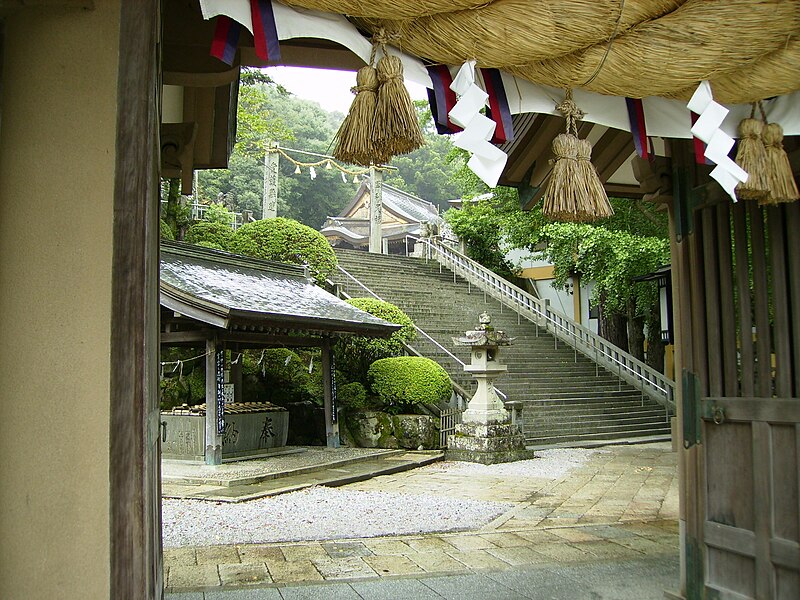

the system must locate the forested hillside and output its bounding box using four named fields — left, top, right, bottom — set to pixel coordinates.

left=197, top=71, right=460, bottom=228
